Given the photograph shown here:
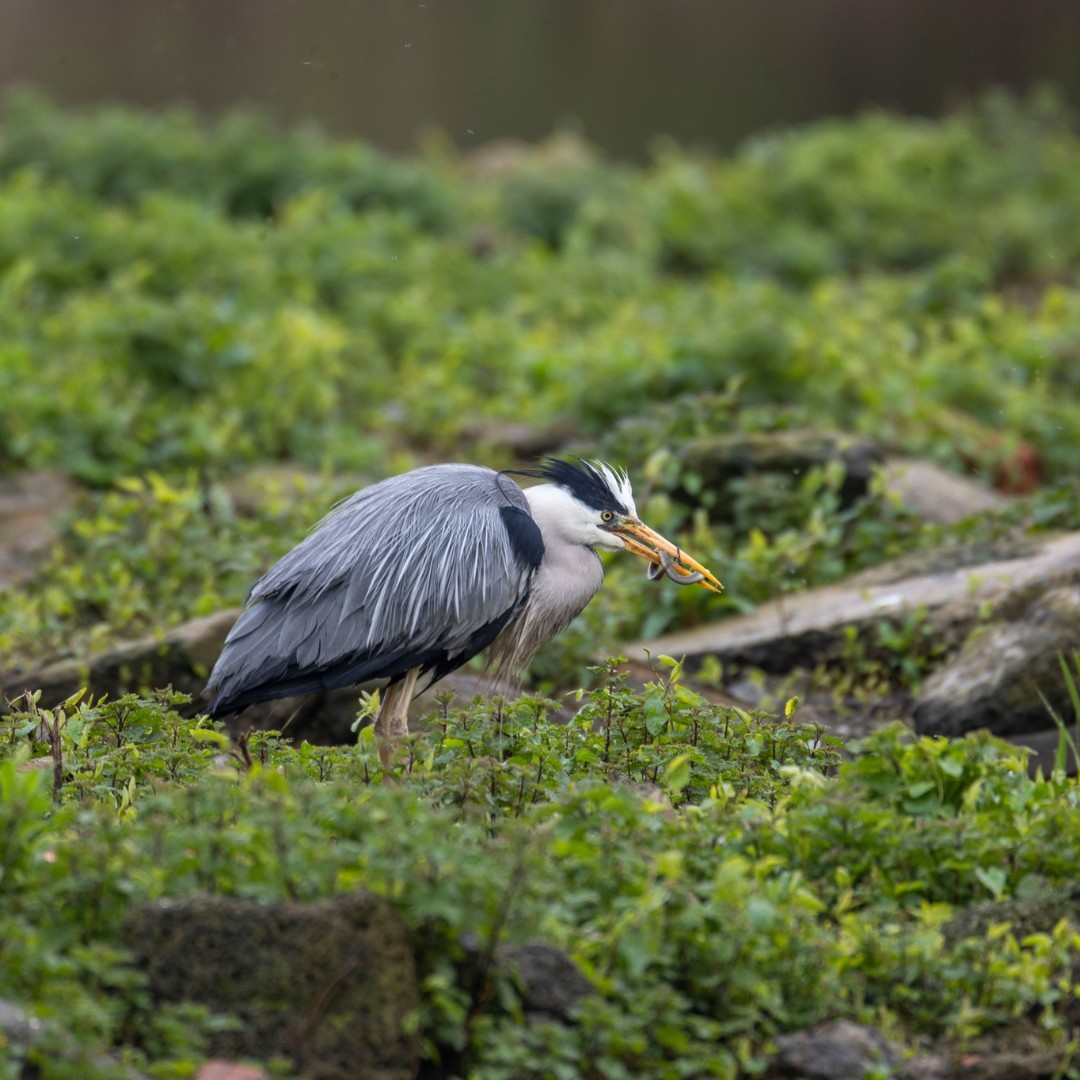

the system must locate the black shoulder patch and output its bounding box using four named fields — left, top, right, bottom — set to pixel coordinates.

left=499, top=505, right=545, bottom=572
left=512, top=458, right=628, bottom=514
